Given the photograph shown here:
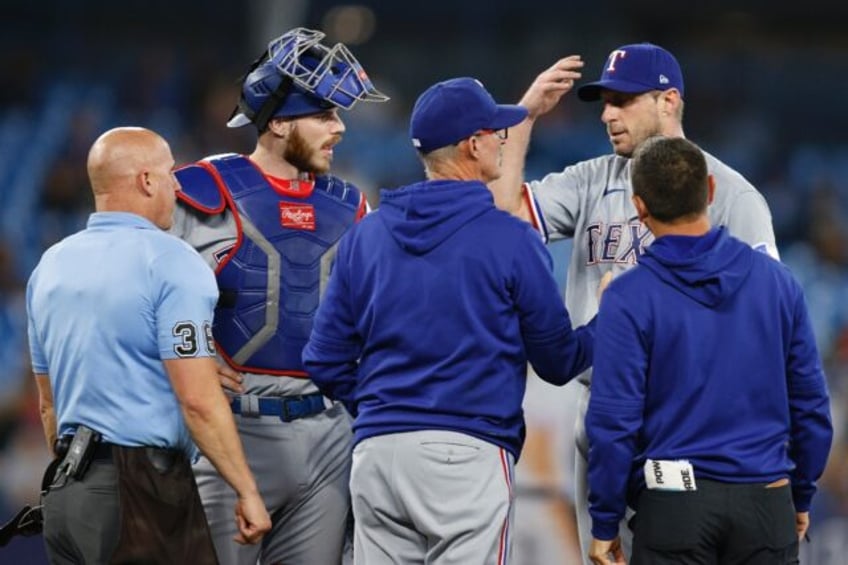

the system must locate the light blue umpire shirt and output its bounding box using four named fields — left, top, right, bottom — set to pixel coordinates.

left=26, top=212, right=219, bottom=457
